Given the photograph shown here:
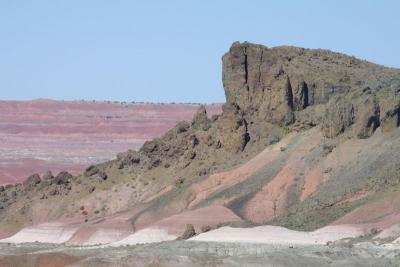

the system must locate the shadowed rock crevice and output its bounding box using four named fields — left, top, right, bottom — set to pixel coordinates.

left=286, top=77, right=294, bottom=110
left=297, top=81, right=309, bottom=110
left=244, top=47, right=249, bottom=85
